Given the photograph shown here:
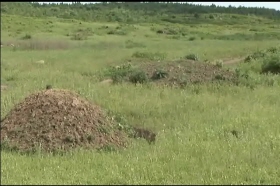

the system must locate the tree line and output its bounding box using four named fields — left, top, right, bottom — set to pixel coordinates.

left=1, top=2, right=279, bottom=23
